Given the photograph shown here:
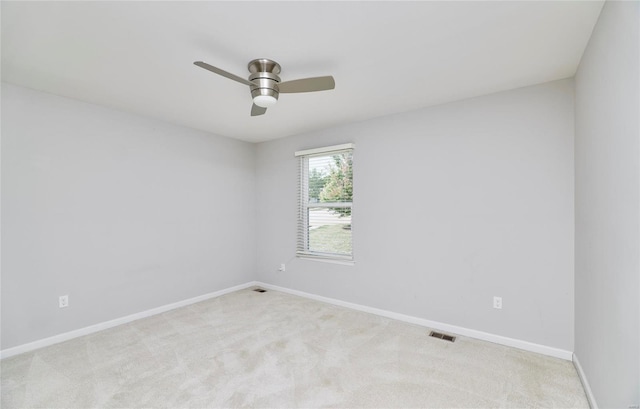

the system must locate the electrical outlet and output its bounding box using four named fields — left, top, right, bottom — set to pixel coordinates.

left=493, top=296, right=502, bottom=309
left=278, top=263, right=286, bottom=272
left=59, top=295, right=69, bottom=308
